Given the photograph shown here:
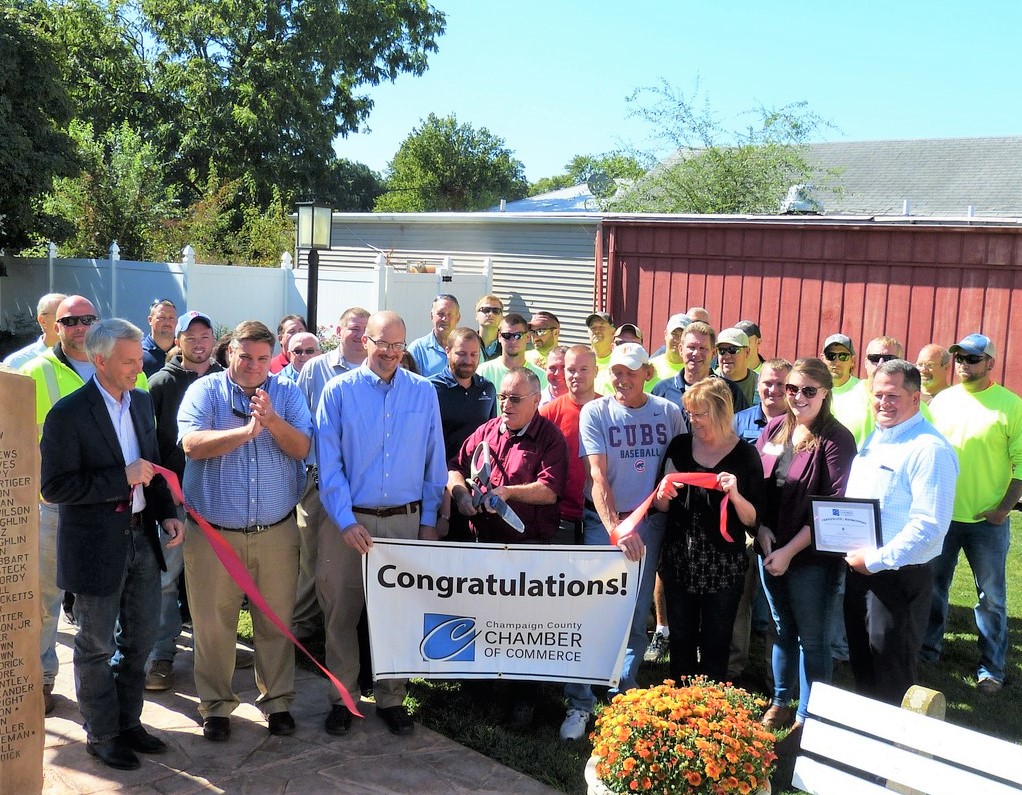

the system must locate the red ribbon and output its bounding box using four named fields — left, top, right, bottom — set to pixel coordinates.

left=154, top=465, right=363, bottom=718
left=610, top=472, right=733, bottom=545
